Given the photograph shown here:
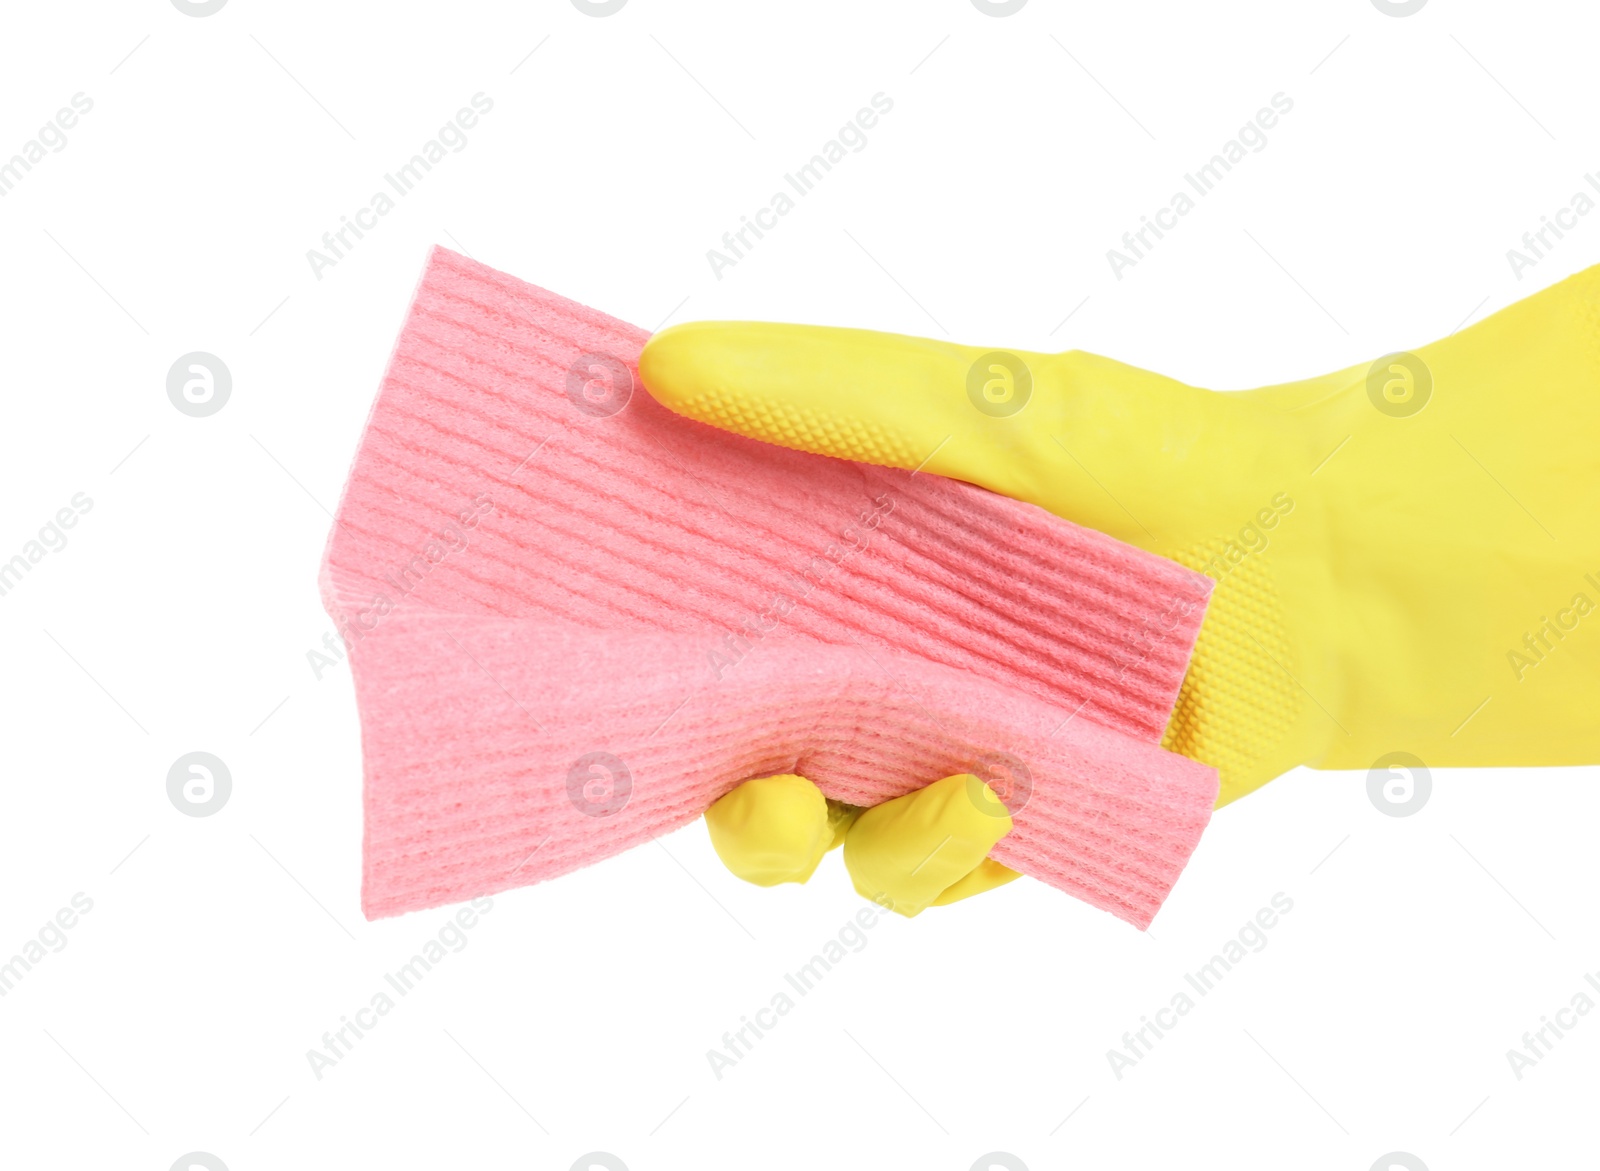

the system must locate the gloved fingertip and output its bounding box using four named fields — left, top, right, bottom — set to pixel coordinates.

left=847, top=874, right=922, bottom=919
left=929, top=858, right=1022, bottom=906
left=842, top=773, right=1016, bottom=916
left=705, top=773, right=830, bottom=887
